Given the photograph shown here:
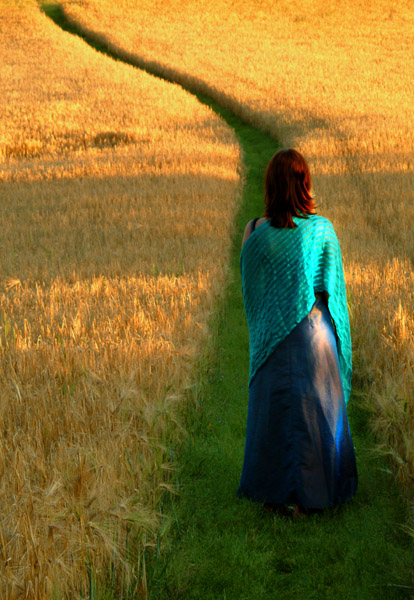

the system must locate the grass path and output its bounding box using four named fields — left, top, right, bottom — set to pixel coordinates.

left=149, top=112, right=413, bottom=600
left=41, top=6, right=413, bottom=598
